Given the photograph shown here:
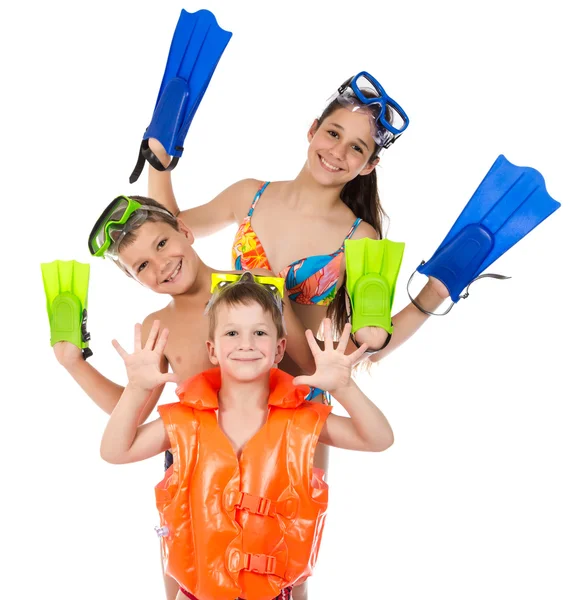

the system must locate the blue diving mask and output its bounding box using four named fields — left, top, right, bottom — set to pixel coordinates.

left=330, top=71, right=409, bottom=149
